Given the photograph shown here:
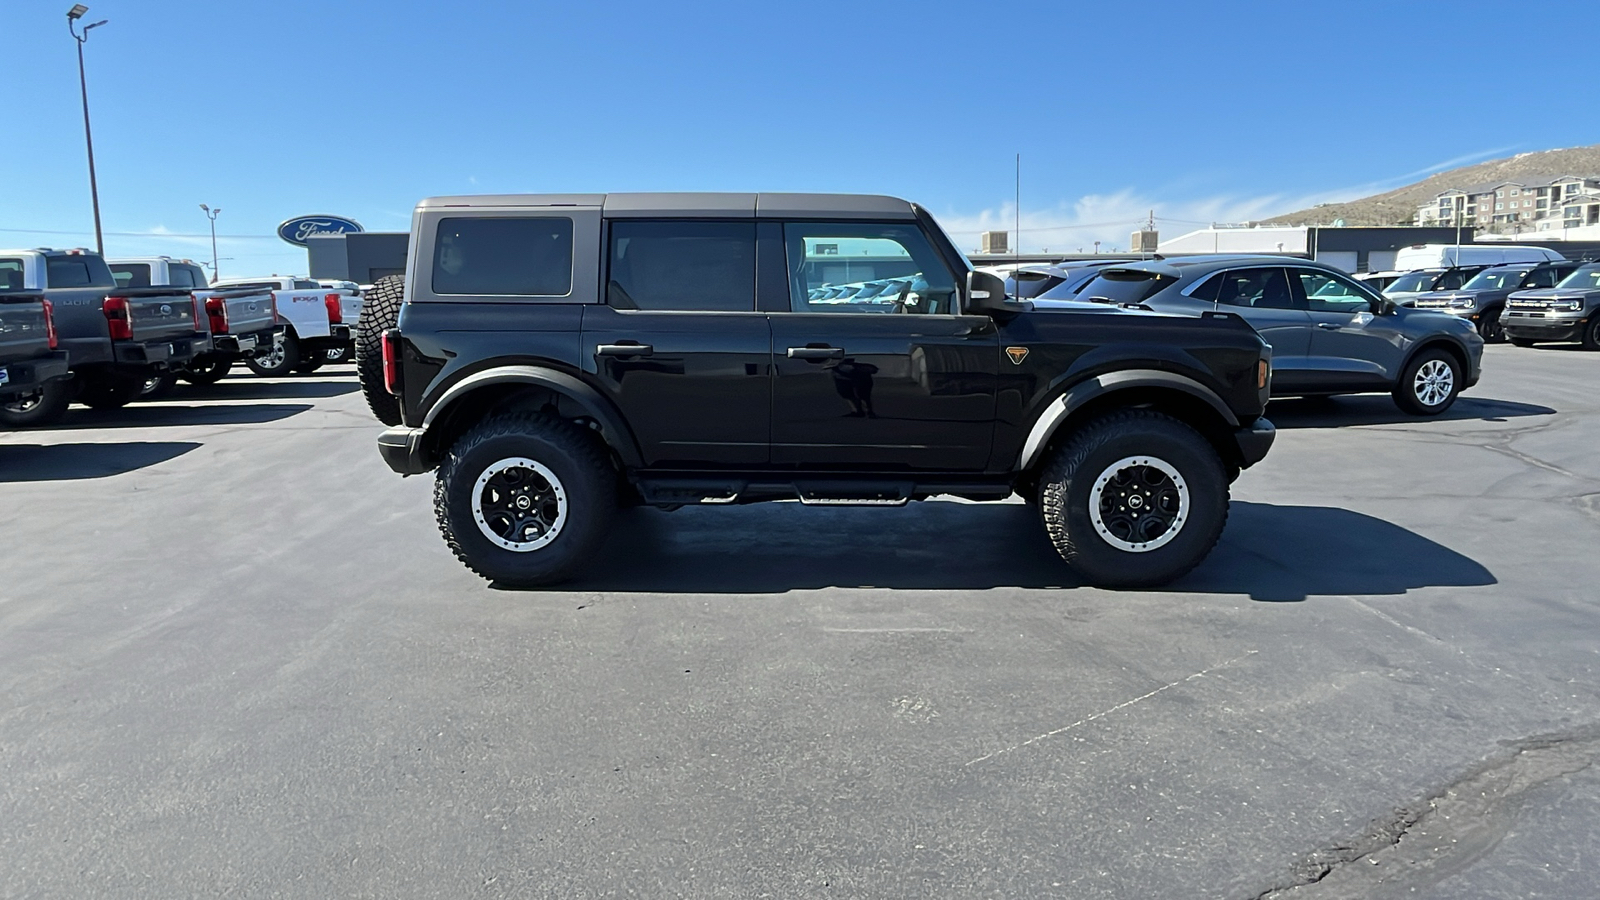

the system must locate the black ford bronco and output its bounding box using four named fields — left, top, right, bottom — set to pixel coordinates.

left=363, top=193, right=1276, bottom=588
